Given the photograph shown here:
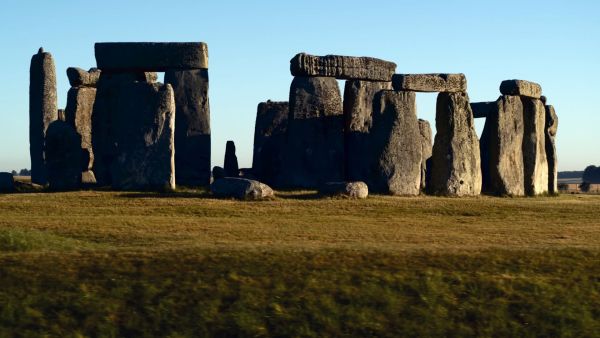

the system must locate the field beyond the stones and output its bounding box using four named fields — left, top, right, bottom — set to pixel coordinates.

left=0, top=191, right=599, bottom=336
